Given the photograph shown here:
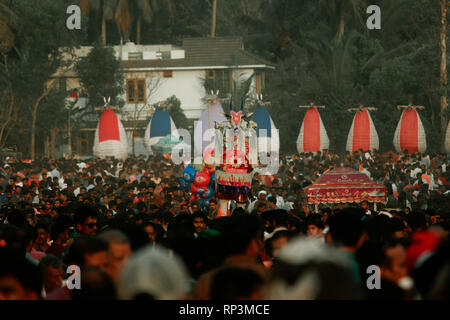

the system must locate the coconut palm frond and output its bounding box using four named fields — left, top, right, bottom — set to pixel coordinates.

left=104, top=0, right=119, bottom=20
left=115, top=0, right=132, bottom=40
left=138, top=0, right=153, bottom=24
left=79, top=0, right=90, bottom=14
left=80, top=0, right=101, bottom=14
left=0, top=3, right=17, bottom=51
left=151, top=0, right=160, bottom=12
